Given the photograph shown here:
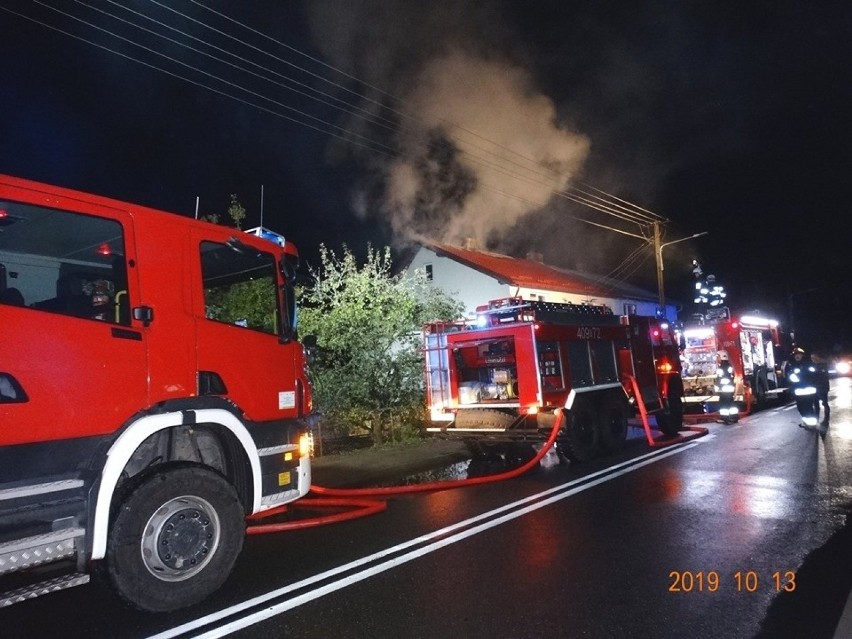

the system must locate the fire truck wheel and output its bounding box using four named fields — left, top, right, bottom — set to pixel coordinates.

left=655, top=407, right=682, bottom=436
left=559, top=401, right=600, bottom=462
left=598, top=400, right=628, bottom=453
left=656, top=392, right=684, bottom=436
left=106, top=465, right=245, bottom=612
